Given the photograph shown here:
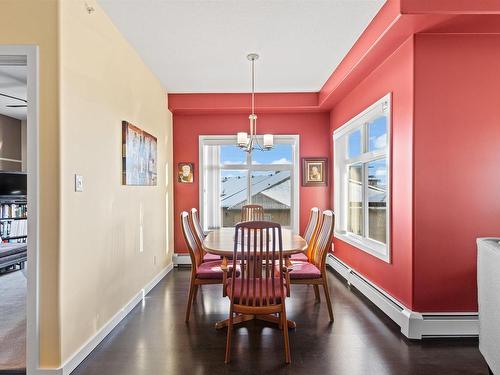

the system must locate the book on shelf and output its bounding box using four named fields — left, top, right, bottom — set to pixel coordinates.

left=0, top=203, right=27, bottom=219
left=0, top=200, right=27, bottom=243
left=1, top=218, right=27, bottom=238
